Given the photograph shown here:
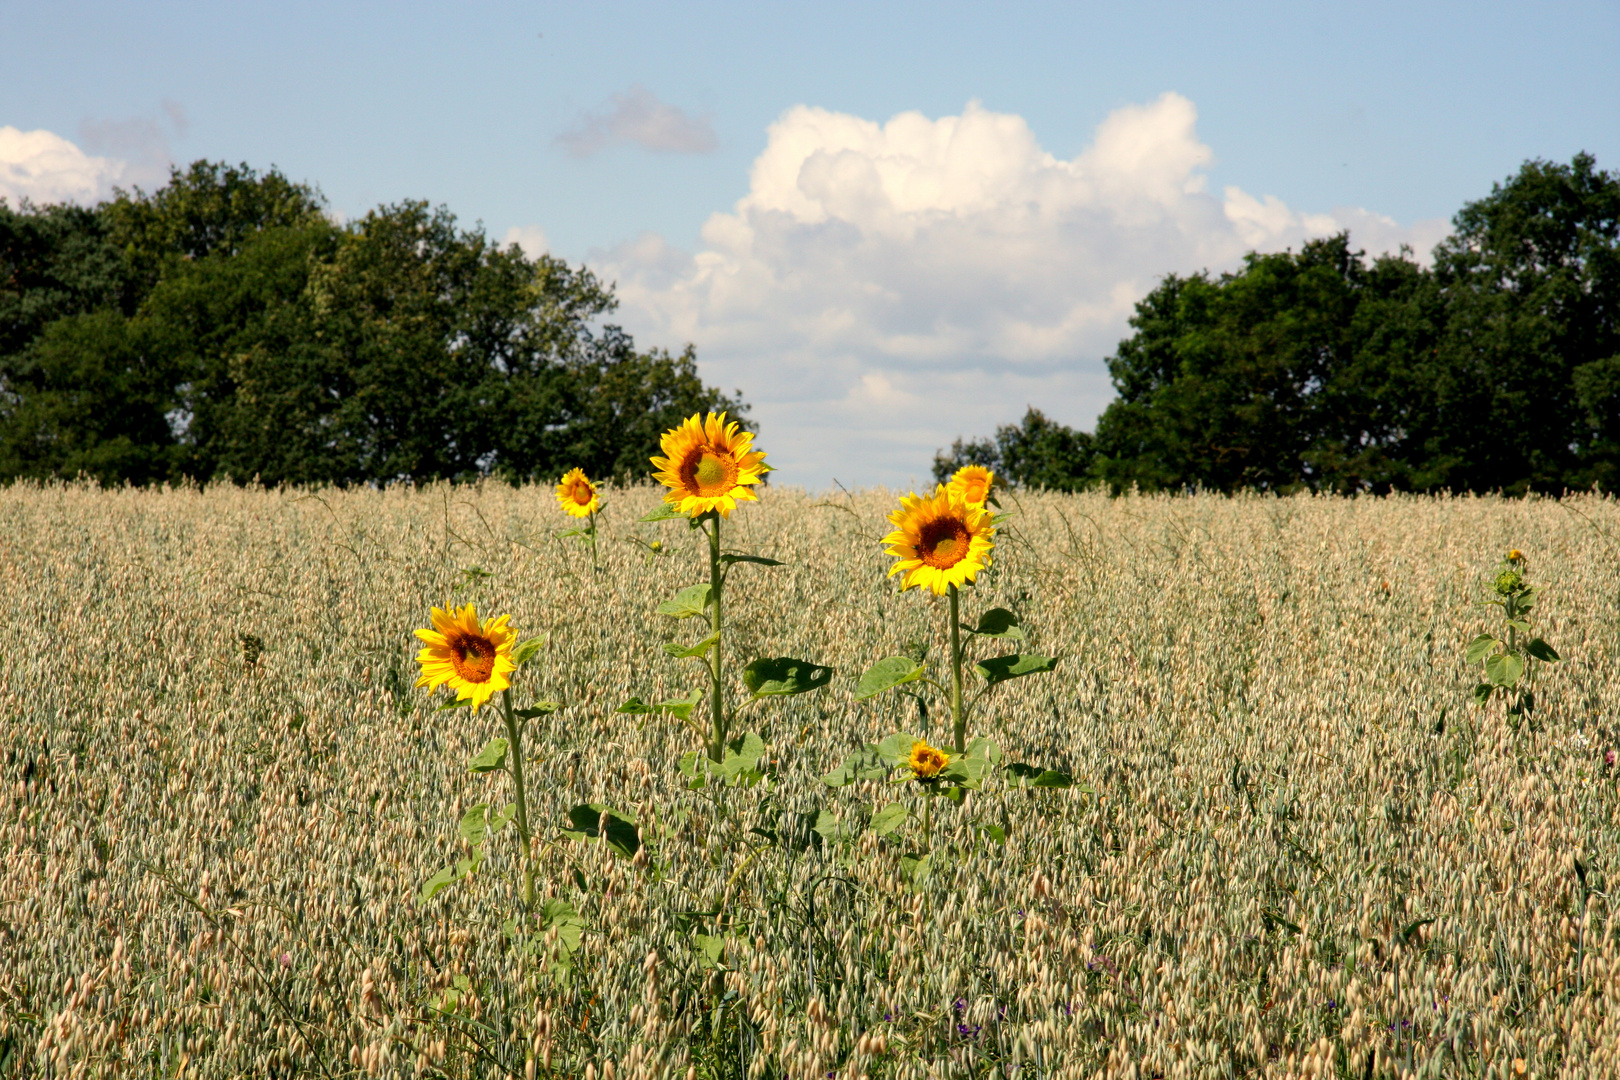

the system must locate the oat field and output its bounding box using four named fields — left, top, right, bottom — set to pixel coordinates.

left=3, top=482, right=1619, bottom=1079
